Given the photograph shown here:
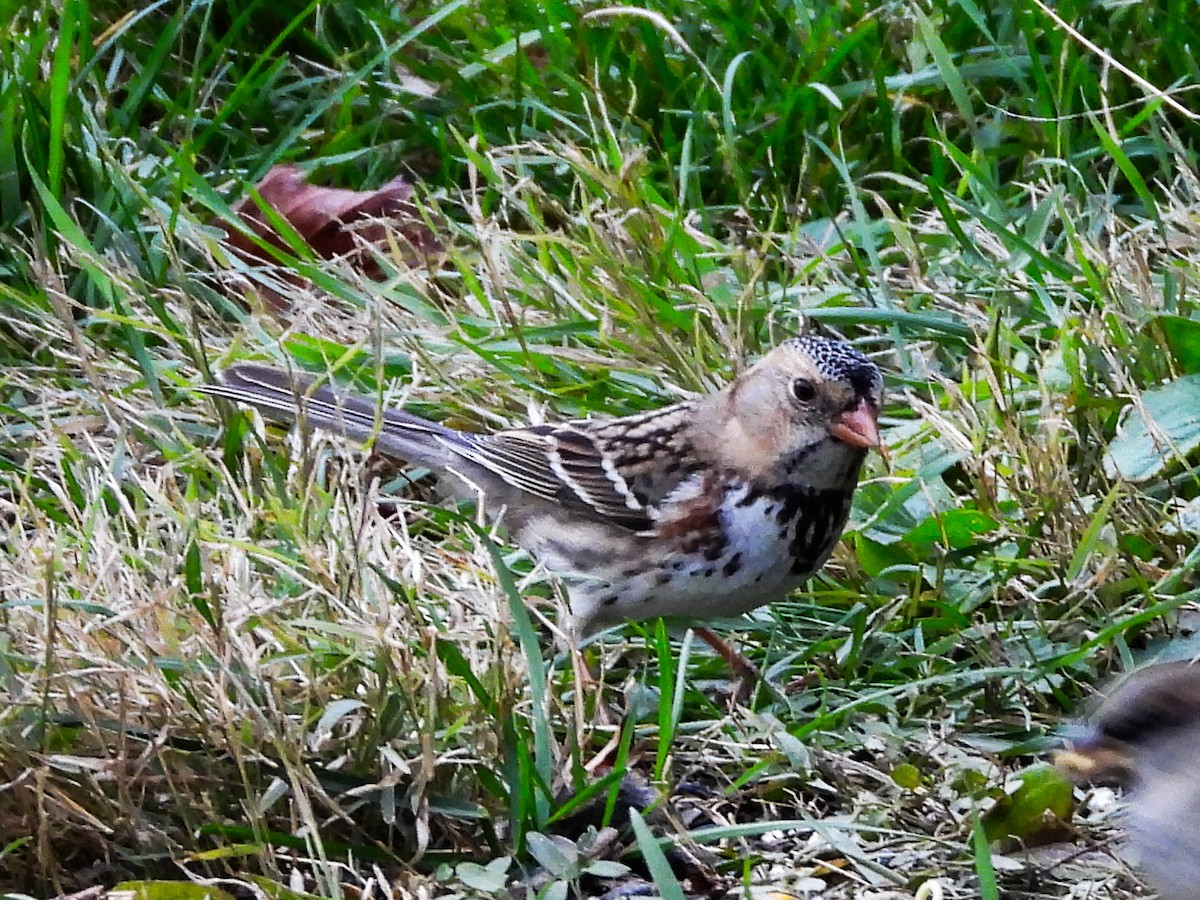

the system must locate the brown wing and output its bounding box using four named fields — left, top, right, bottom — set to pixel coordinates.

left=204, top=364, right=701, bottom=534
left=583, top=404, right=702, bottom=508
left=449, top=403, right=700, bottom=533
